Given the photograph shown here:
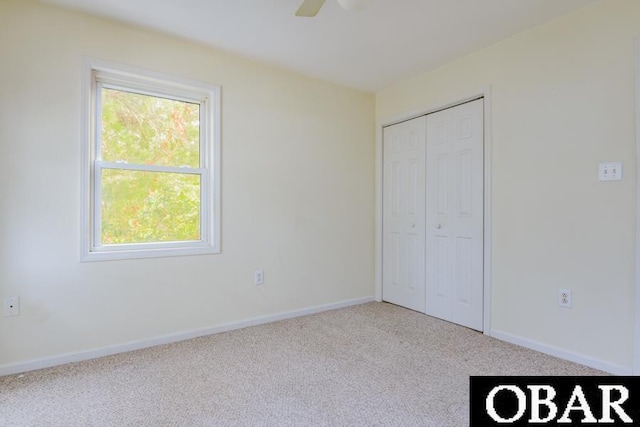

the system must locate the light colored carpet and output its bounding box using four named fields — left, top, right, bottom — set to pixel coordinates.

left=0, top=302, right=604, bottom=426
